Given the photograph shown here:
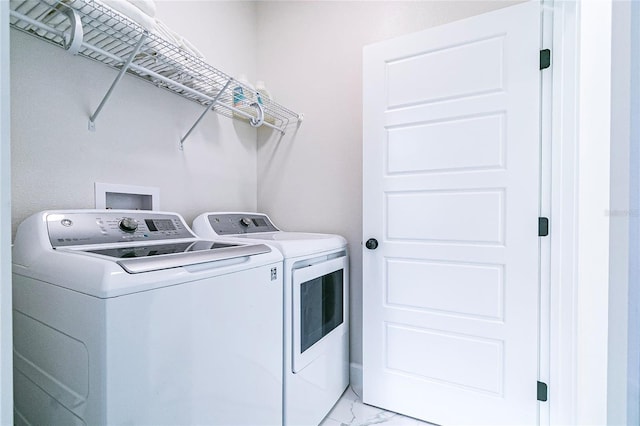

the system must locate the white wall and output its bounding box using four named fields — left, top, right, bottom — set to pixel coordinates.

left=1, top=1, right=13, bottom=424
left=10, top=1, right=259, bottom=235
left=254, top=0, right=518, bottom=376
